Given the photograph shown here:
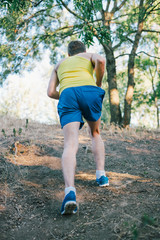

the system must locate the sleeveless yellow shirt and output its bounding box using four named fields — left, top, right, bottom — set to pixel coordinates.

left=57, top=56, right=96, bottom=95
